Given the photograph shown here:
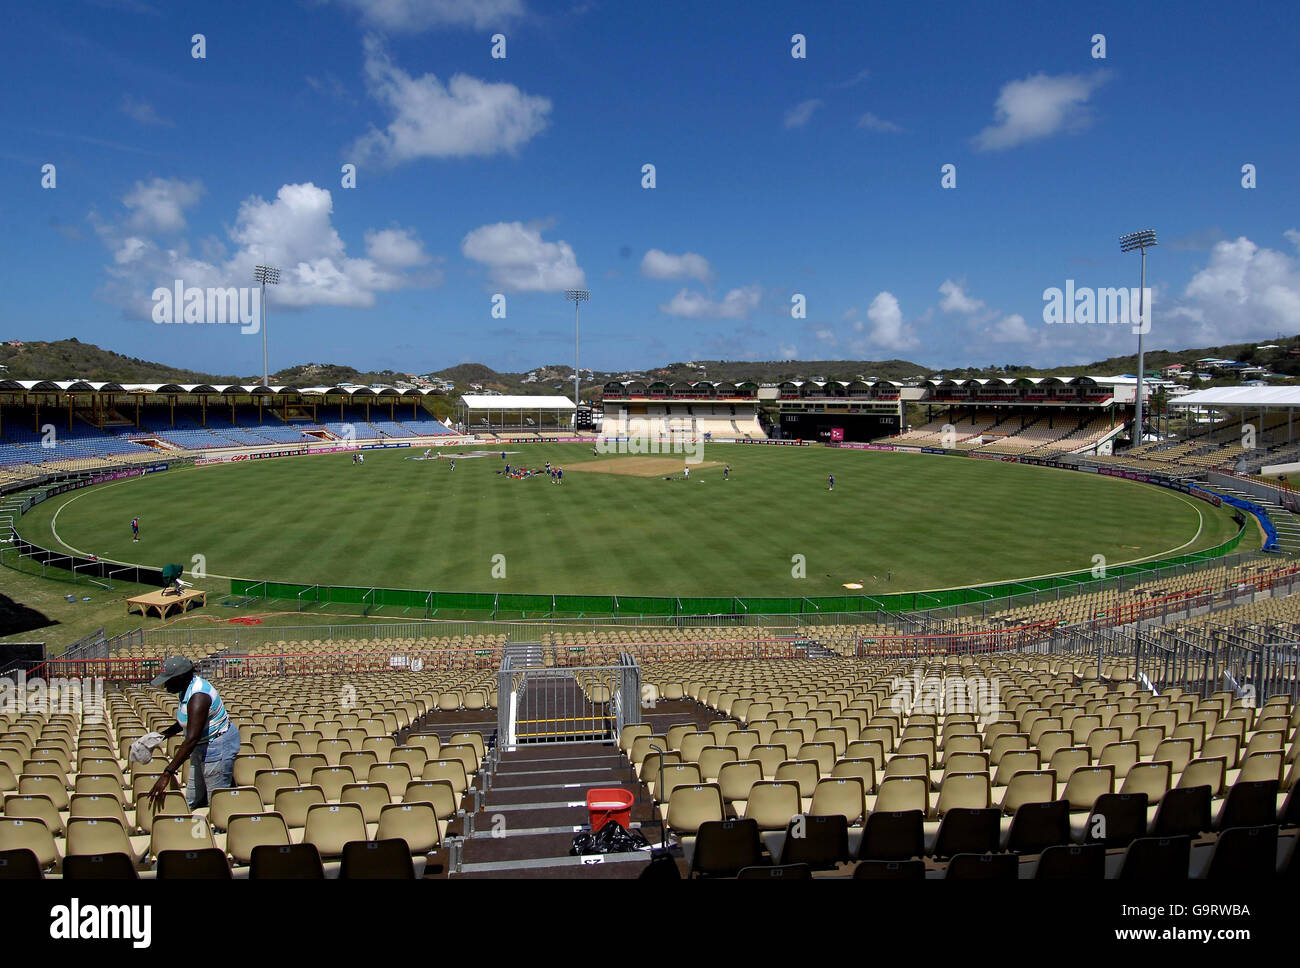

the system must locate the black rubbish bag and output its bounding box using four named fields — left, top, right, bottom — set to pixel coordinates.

left=569, top=821, right=650, bottom=856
